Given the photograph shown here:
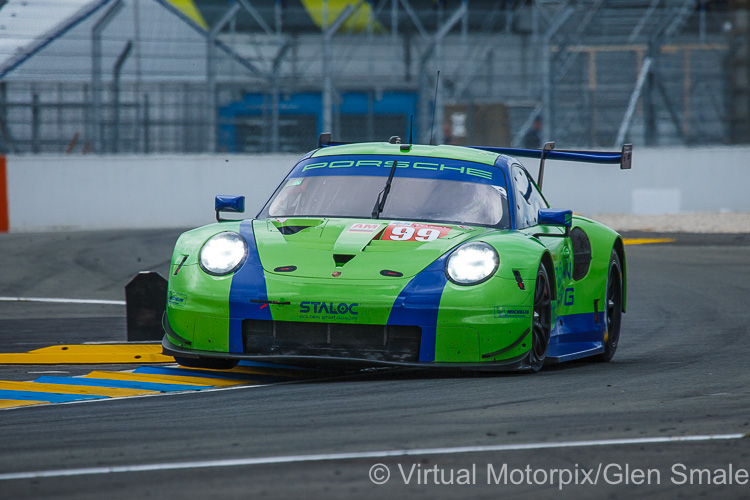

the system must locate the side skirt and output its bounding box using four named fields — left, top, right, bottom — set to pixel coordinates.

left=547, top=344, right=605, bottom=364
